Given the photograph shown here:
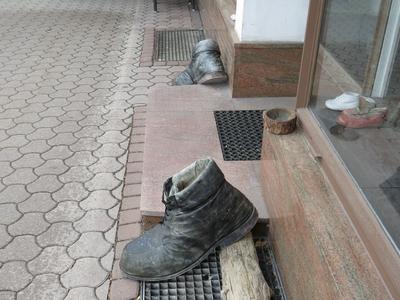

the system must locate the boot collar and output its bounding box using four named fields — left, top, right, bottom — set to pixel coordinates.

left=165, top=158, right=225, bottom=209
